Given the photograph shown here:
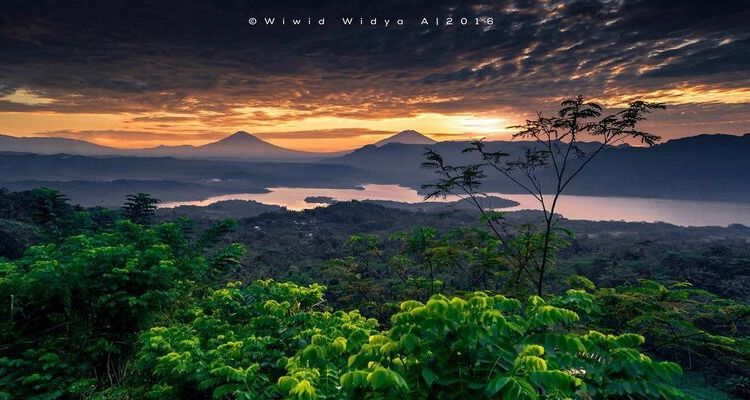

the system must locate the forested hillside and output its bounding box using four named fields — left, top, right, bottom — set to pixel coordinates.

left=1, top=187, right=749, bottom=399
